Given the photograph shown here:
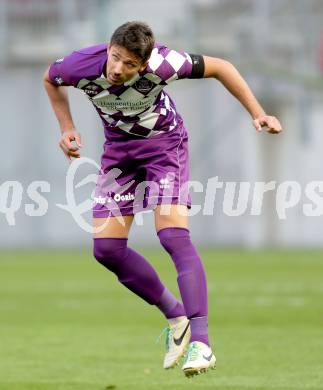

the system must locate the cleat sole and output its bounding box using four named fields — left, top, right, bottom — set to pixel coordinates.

left=183, top=363, right=216, bottom=377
